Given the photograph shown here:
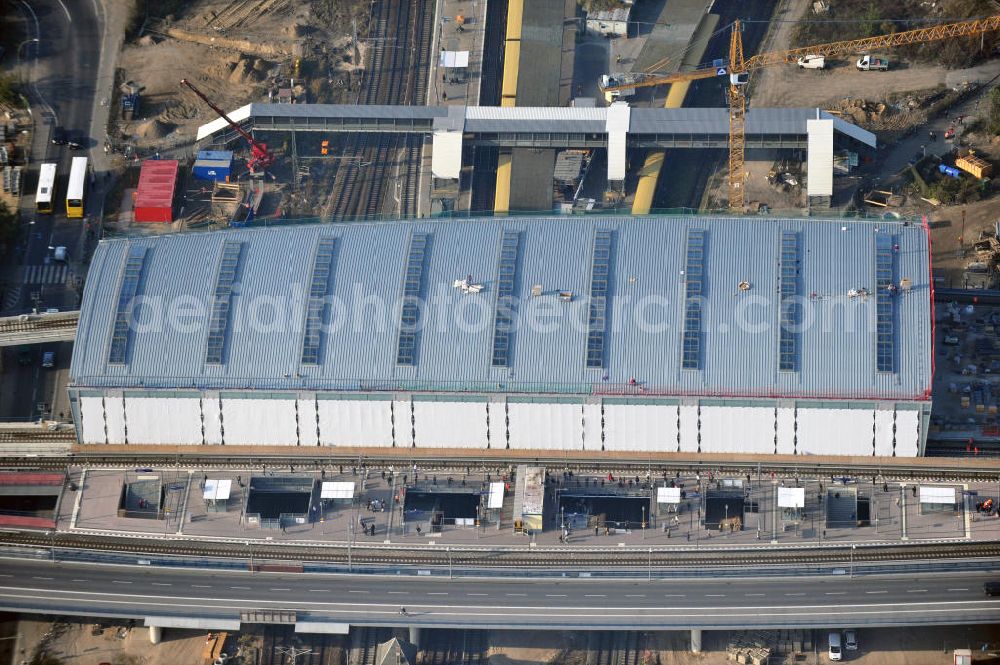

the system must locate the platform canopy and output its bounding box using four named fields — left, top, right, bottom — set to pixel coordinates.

left=918, top=486, right=956, bottom=504
left=203, top=479, right=232, bottom=501
left=778, top=487, right=805, bottom=508
left=439, top=51, right=469, bottom=68
left=657, top=487, right=681, bottom=504
left=321, top=481, right=355, bottom=499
